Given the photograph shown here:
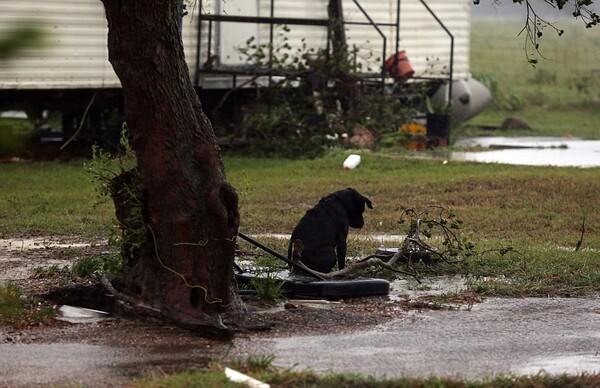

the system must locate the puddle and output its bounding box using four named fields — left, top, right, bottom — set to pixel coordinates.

left=3, top=297, right=600, bottom=385
left=0, top=257, right=72, bottom=282
left=0, top=343, right=139, bottom=386
left=0, top=237, right=103, bottom=284
left=0, top=238, right=92, bottom=251
left=453, top=137, right=600, bottom=168
left=518, top=354, right=600, bottom=375
left=0, top=244, right=73, bottom=283
left=4, top=235, right=600, bottom=383
left=235, top=297, right=600, bottom=379
left=390, top=275, right=468, bottom=300
left=0, top=343, right=218, bottom=386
